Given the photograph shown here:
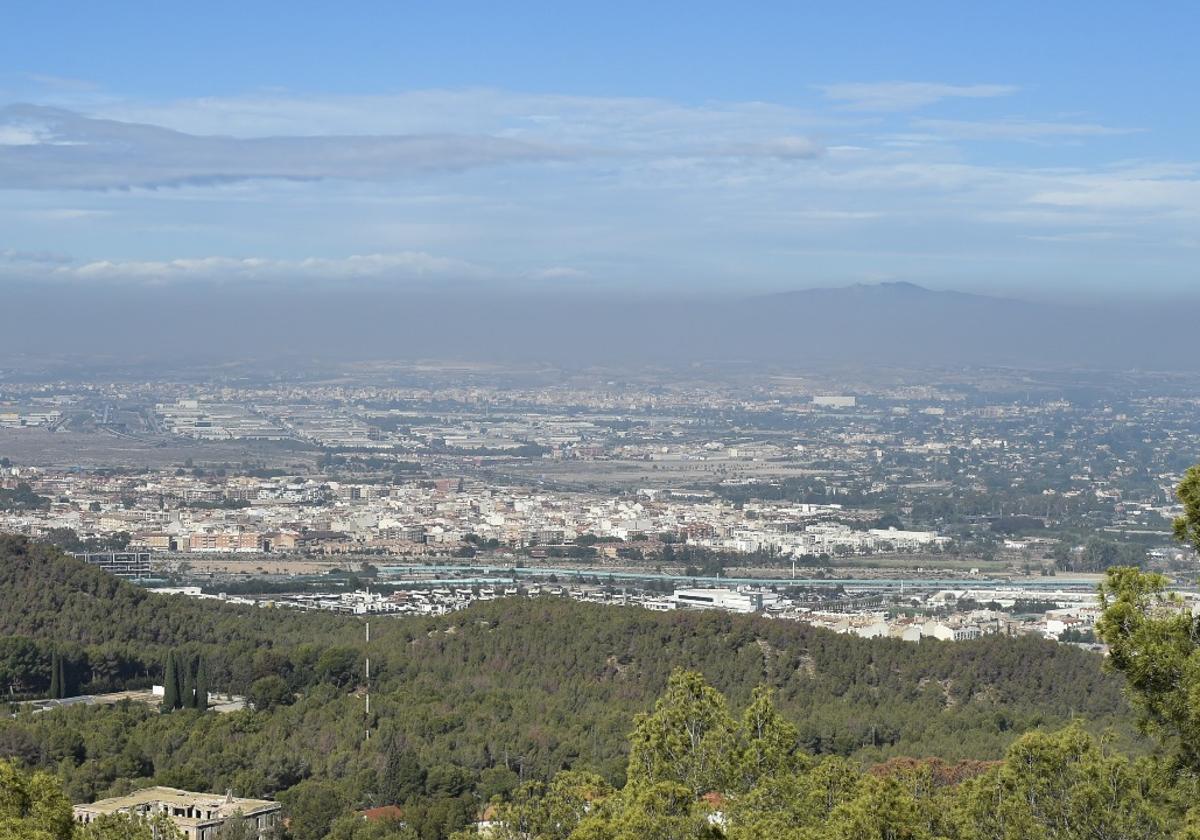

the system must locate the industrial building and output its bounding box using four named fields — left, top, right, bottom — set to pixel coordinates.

left=72, top=551, right=153, bottom=579
left=670, top=587, right=762, bottom=614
